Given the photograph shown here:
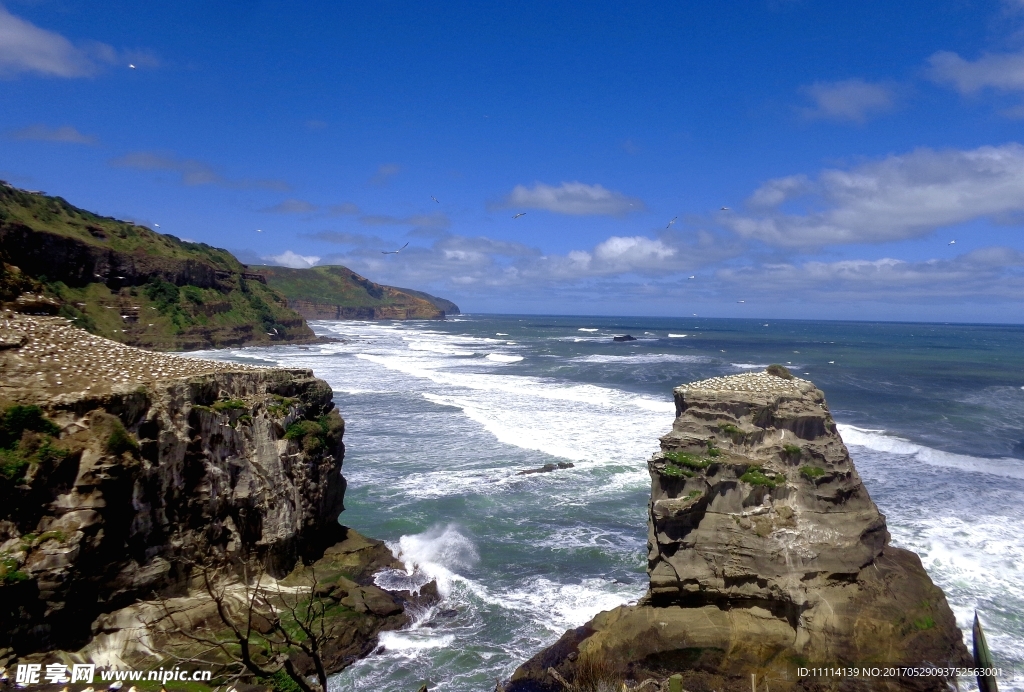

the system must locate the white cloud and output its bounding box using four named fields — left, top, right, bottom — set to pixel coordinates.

left=0, top=4, right=95, bottom=77
left=928, top=49, right=1024, bottom=93
left=7, top=124, right=95, bottom=144
left=799, top=79, right=897, bottom=122
left=110, top=151, right=289, bottom=191
left=716, top=247, right=1024, bottom=302
left=729, top=143, right=1024, bottom=246
left=499, top=181, right=644, bottom=216
left=261, top=198, right=317, bottom=214
left=593, top=236, right=675, bottom=268
left=746, top=174, right=810, bottom=208
left=370, top=163, right=401, bottom=185
left=0, top=4, right=156, bottom=78
left=263, top=250, right=320, bottom=268
left=359, top=212, right=450, bottom=229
